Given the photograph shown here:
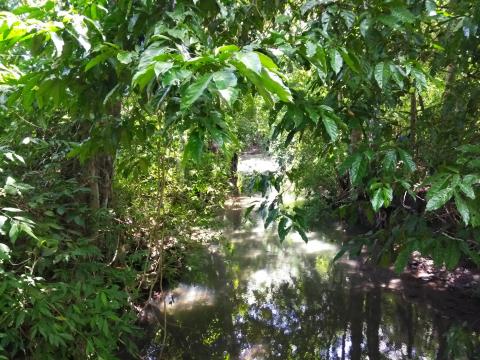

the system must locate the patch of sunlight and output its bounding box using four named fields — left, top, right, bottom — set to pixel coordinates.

left=238, top=154, right=279, bottom=174
left=286, top=231, right=338, bottom=255
left=164, top=284, right=215, bottom=313
left=240, top=343, right=268, bottom=360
